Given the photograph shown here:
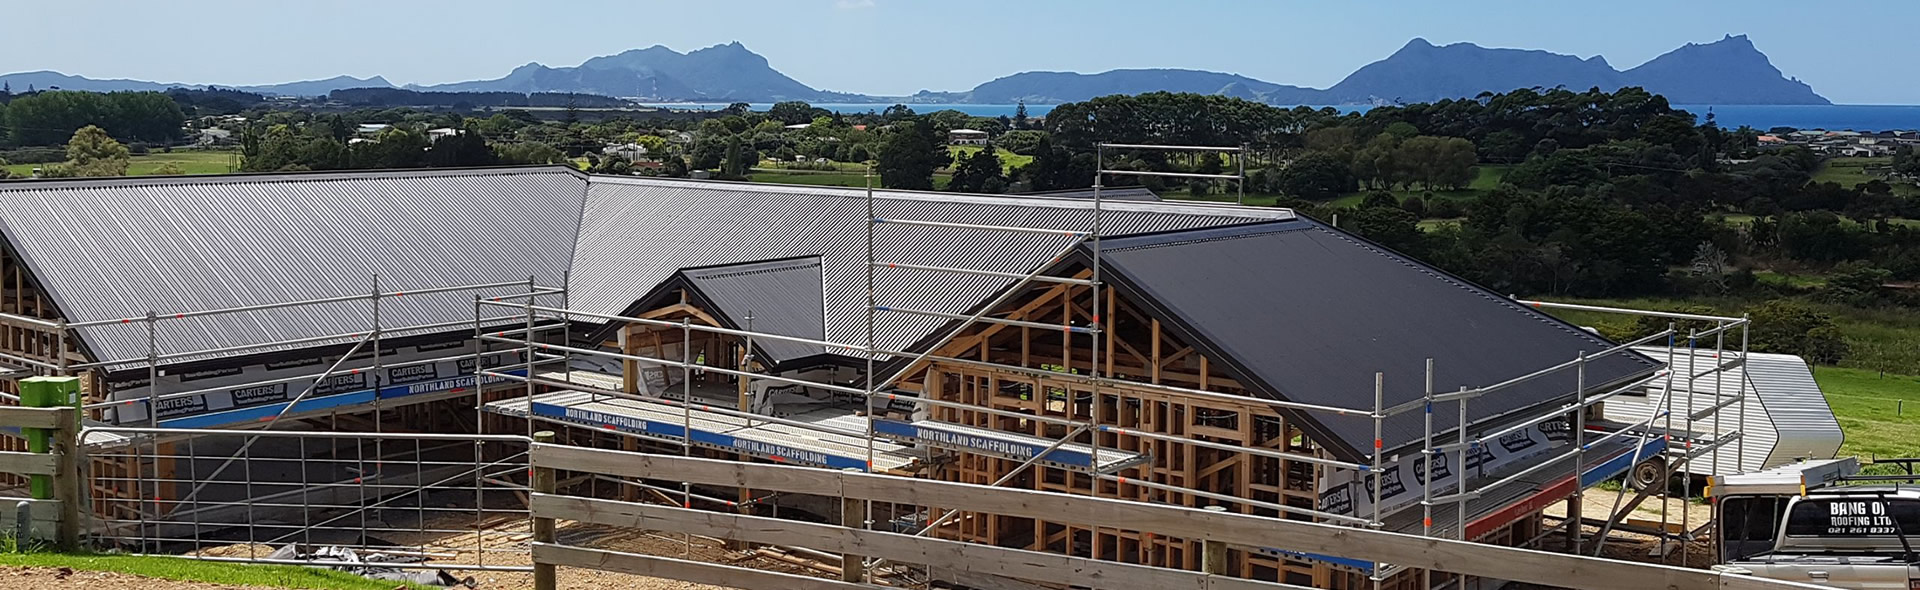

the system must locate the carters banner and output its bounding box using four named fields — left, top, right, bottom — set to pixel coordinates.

left=1317, top=417, right=1572, bottom=519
